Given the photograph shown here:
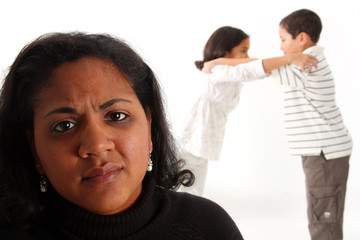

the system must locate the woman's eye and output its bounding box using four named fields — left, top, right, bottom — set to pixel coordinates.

left=108, top=112, right=127, bottom=121
left=53, top=121, right=75, bottom=132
